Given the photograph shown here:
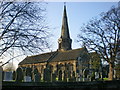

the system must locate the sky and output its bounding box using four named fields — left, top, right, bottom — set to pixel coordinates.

left=2, top=1, right=119, bottom=69
left=45, top=2, right=118, bottom=51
